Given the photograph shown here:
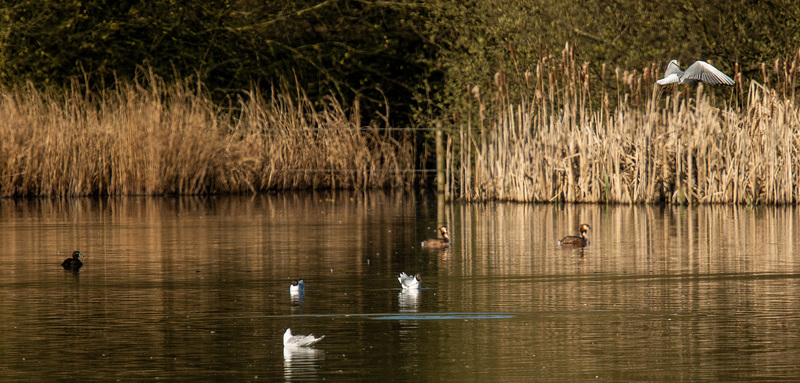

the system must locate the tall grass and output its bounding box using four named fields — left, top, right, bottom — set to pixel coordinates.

left=4, top=49, right=800, bottom=203
left=450, top=44, right=800, bottom=204
left=0, top=73, right=412, bottom=196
